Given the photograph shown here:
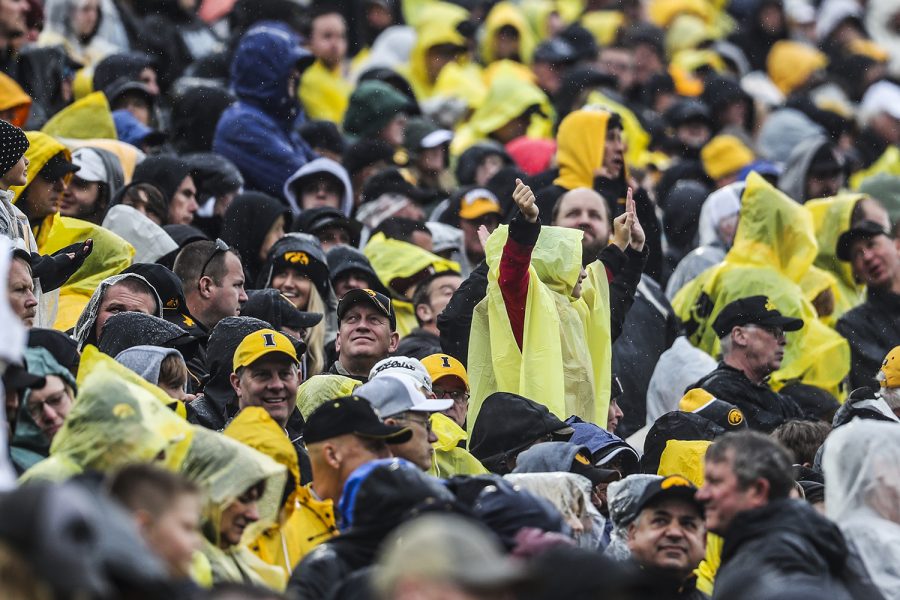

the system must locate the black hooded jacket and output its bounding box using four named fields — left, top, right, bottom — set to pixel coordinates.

left=131, top=156, right=195, bottom=213
left=220, top=192, right=291, bottom=288
left=170, top=87, right=236, bottom=155
left=97, top=312, right=200, bottom=362
left=714, top=499, right=885, bottom=600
